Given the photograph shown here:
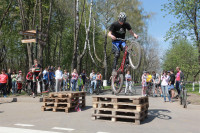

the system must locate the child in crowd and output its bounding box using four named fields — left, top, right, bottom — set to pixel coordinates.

left=78, top=75, right=83, bottom=91
left=125, top=71, right=133, bottom=95
left=16, top=70, right=24, bottom=94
